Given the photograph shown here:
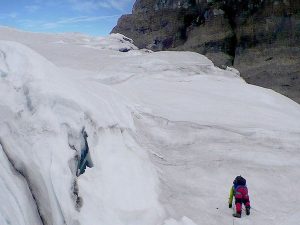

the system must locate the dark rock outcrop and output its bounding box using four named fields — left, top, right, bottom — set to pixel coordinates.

left=112, top=0, right=300, bottom=103
left=233, top=1, right=300, bottom=103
